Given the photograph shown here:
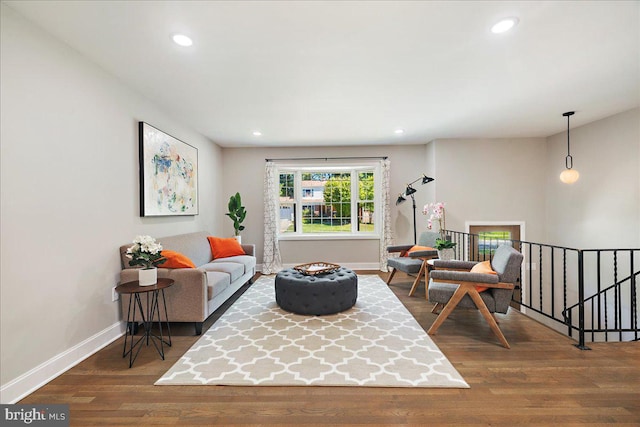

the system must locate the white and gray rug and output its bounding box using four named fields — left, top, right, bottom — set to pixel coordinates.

left=156, top=275, right=468, bottom=388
